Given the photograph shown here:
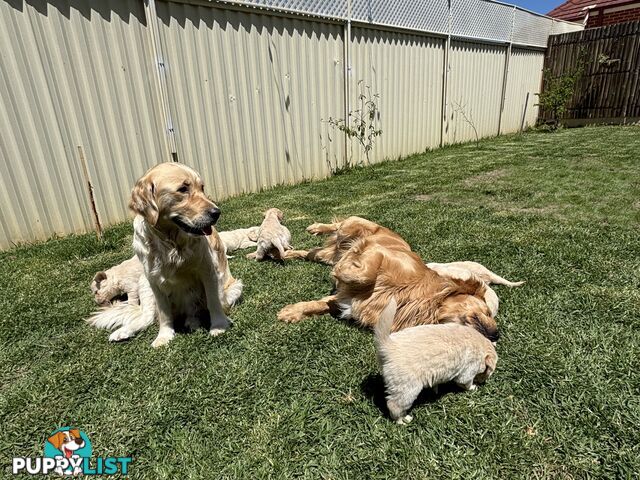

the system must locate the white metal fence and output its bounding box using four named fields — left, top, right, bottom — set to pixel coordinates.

left=0, top=0, right=581, bottom=249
